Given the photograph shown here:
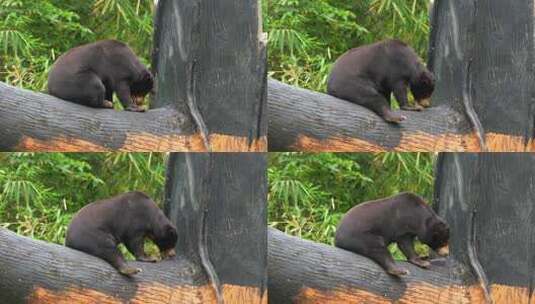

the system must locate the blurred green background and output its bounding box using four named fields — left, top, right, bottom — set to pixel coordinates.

left=0, top=0, right=154, bottom=91
left=264, top=0, right=432, bottom=91
left=268, top=152, right=435, bottom=259
left=0, top=152, right=435, bottom=260
left=0, top=153, right=166, bottom=257
left=1, top=0, right=431, bottom=93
